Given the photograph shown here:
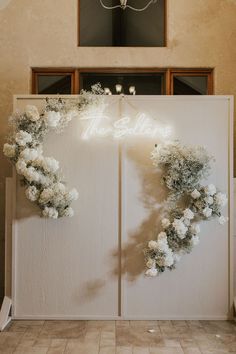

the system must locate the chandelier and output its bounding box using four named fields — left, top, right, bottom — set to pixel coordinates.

left=100, top=0, right=157, bottom=12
